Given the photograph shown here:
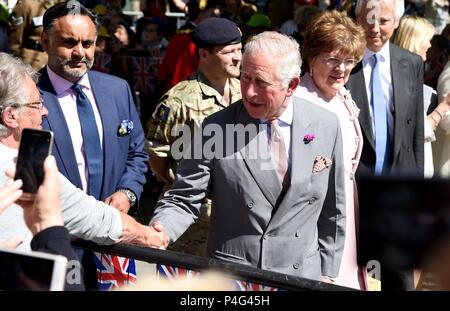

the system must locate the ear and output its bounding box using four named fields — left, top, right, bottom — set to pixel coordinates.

left=41, top=31, right=49, bottom=52
left=285, top=76, right=300, bottom=97
left=1, top=106, right=18, bottom=128
left=394, top=20, right=400, bottom=30
left=198, top=48, right=210, bottom=61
